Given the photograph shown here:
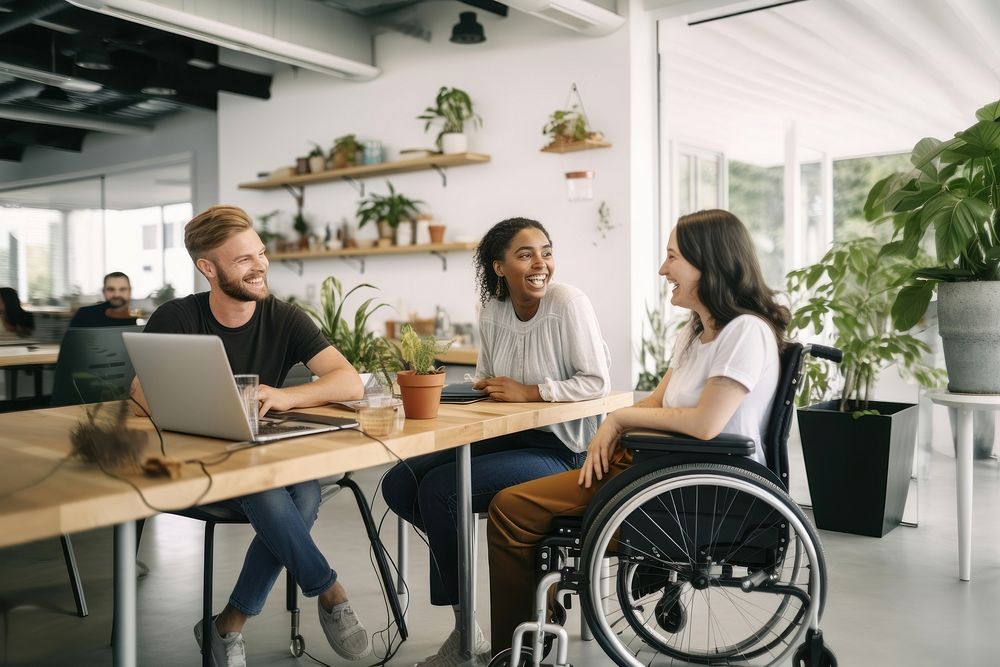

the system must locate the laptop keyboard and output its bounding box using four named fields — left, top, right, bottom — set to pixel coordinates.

left=257, top=421, right=313, bottom=435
